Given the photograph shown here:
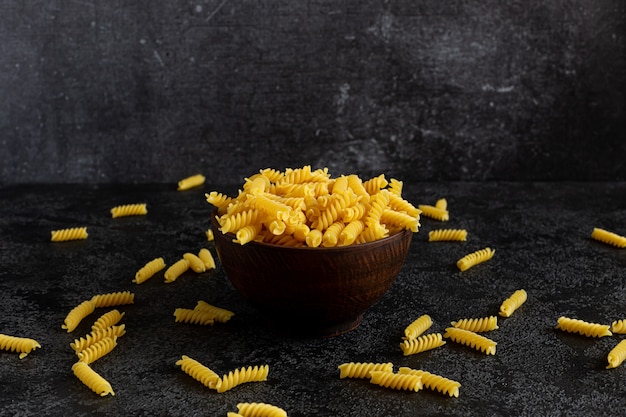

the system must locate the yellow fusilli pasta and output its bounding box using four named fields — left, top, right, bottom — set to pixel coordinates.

left=611, top=319, right=626, bottom=334
left=178, top=174, right=206, bottom=191
left=499, top=289, right=527, bottom=317
left=215, top=365, right=269, bottom=393
left=72, top=361, right=115, bottom=396
left=403, top=314, right=433, bottom=340
left=70, top=325, right=126, bottom=353
left=606, top=340, right=626, bottom=369
left=369, top=371, right=422, bottom=392
left=236, top=402, right=288, bottom=417
left=208, top=166, right=420, bottom=247
left=429, top=229, right=467, bottom=242
left=62, top=300, right=96, bottom=332
left=337, top=362, right=393, bottom=379
left=443, top=327, right=497, bottom=355
left=164, top=259, right=190, bottom=283
left=418, top=204, right=449, bottom=221
left=110, top=203, right=147, bottom=218
left=555, top=316, right=612, bottom=338
left=398, top=367, right=461, bottom=397
left=400, top=333, right=446, bottom=356
left=50, top=227, right=88, bottom=242
left=198, top=248, right=216, bottom=270
left=183, top=252, right=206, bottom=273
left=0, top=333, right=41, bottom=359
left=434, top=198, right=447, bottom=210
left=133, top=257, right=166, bottom=284
left=76, top=336, right=118, bottom=364
left=175, top=355, right=220, bottom=389
left=451, top=316, right=499, bottom=332
left=456, top=247, right=495, bottom=271
left=90, top=291, right=135, bottom=308
left=194, top=300, right=234, bottom=323
left=590, top=227, right=626, bottom=248
left=173, top=308, right=215, bottom=325
left=91, top=309, right=124, bottom=332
